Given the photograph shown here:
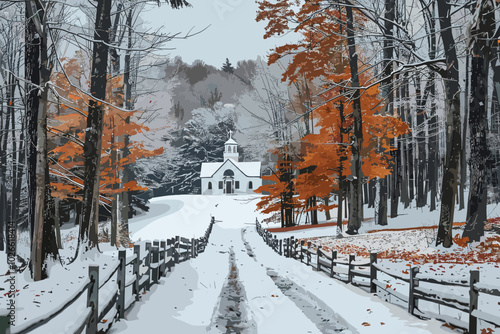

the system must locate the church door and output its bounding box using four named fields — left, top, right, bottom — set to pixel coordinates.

left=226, top=181, right=232, bottom=194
